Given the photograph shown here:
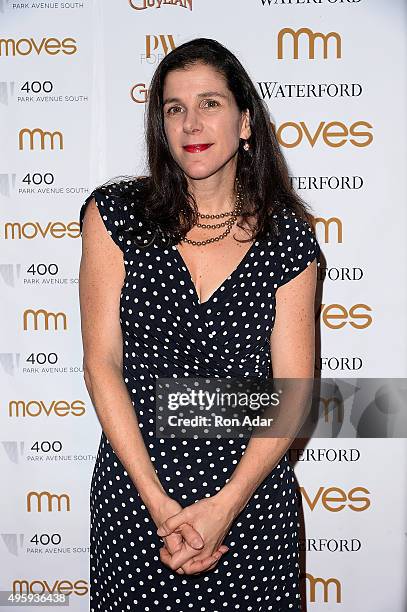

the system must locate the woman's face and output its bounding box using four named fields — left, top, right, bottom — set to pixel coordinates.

left=162, top=62, right=250, bottom=181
